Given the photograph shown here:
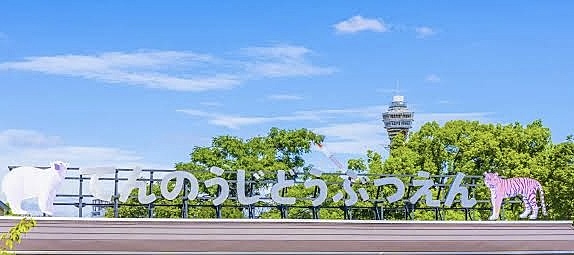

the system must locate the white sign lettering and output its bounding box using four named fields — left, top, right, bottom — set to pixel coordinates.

left=79, top=166, right=115, bottom=201
left=80, top=166, right=478, bottom=208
